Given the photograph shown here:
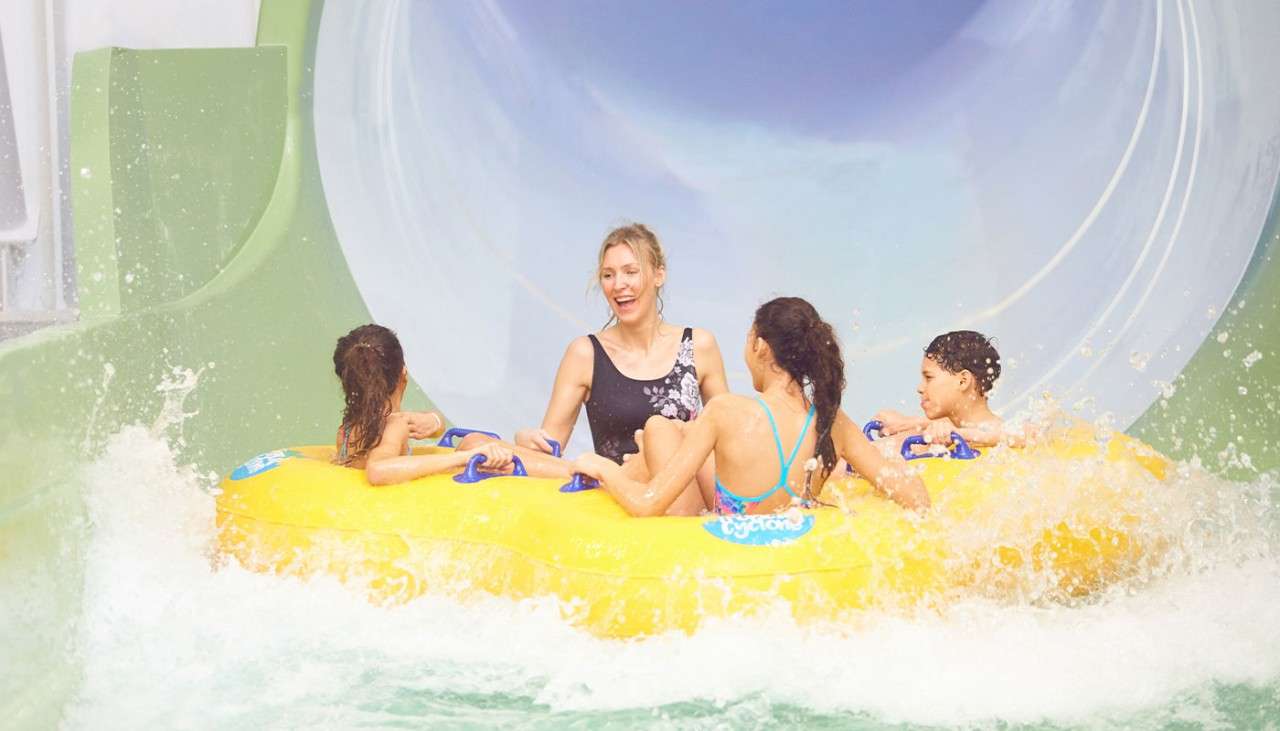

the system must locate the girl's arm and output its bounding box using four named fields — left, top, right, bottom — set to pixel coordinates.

left=400, top=411, right=445, bottom=440
left=365, top=416, right=513, bottom=486
left=516, top=337, right=592, bottom=453
left=455, top=431, right=575, bottom=481
left=834, top=410, right=931, bottom=512
left=692, top=328, right=730, bottom=399
left=575, top=398, right=723, bottom=517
